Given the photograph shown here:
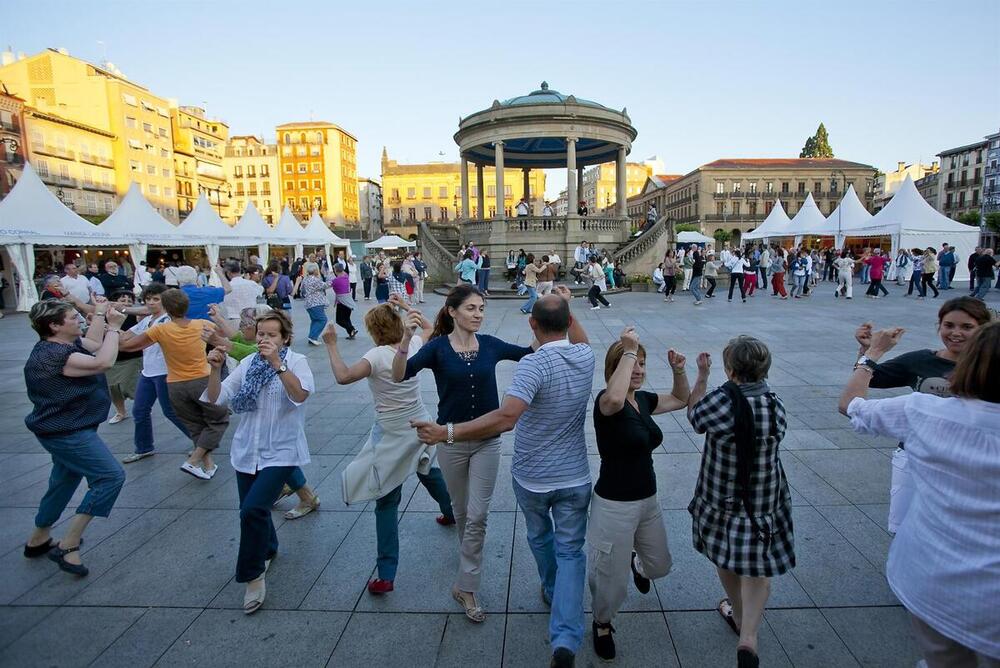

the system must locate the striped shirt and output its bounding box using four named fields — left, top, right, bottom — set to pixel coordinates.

left=506, top=340, right=594, bottom=492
